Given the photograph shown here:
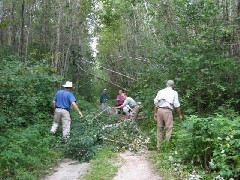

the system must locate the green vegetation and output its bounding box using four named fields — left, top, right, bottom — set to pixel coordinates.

left=0, top=58, right=64, bottom=179
left=83, top=147, right=119, bottom=180
left=146, top=114, right=240, bottom=179
left=0, top=124, right=63, bottom=179
left=0, top=0, right=240, bottom=179
left=0, top=57, right=61, bottom=130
